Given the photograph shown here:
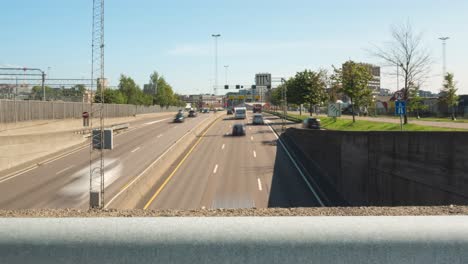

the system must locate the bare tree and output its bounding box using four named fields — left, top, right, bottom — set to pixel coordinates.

left=372, top=22, right=432, bottom=124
